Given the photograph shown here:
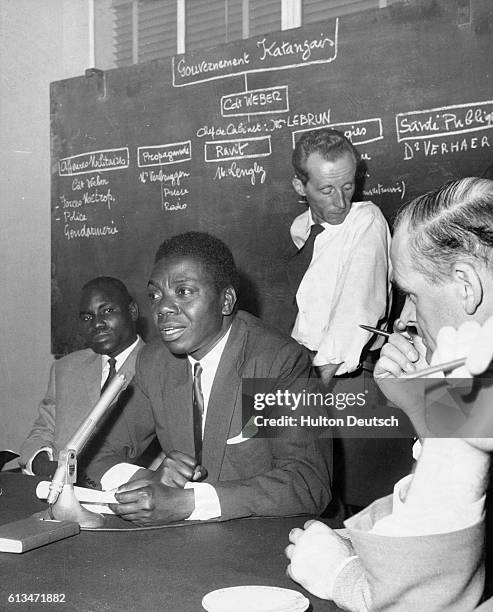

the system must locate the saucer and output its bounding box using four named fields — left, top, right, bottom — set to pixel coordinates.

left=202, top=585, right=309, bottom=612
